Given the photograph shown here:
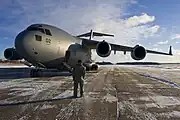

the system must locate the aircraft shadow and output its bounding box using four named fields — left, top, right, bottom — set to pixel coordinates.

left=0, top=95, right=80, bottom=107
left=0, top=68, right=72, bottom=80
